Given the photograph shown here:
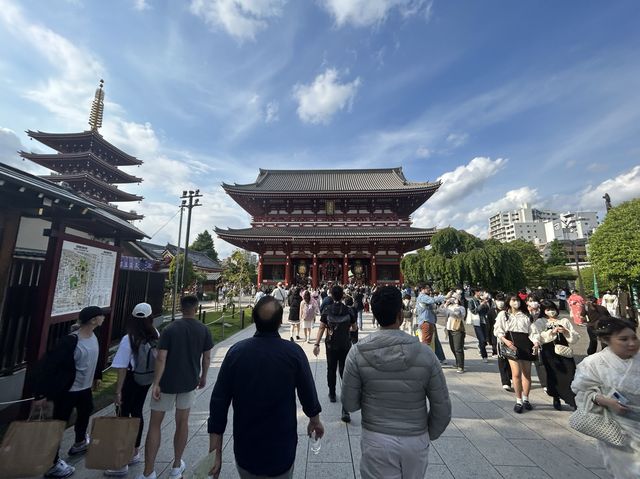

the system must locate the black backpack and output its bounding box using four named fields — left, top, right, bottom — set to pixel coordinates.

left=326, top=304, right=353, bottom=349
